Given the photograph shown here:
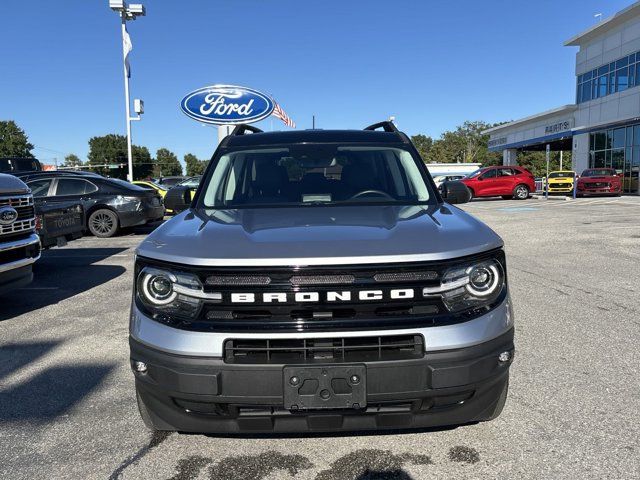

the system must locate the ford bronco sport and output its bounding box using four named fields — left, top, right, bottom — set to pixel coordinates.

left=130, top=122, right=515, bottom=433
